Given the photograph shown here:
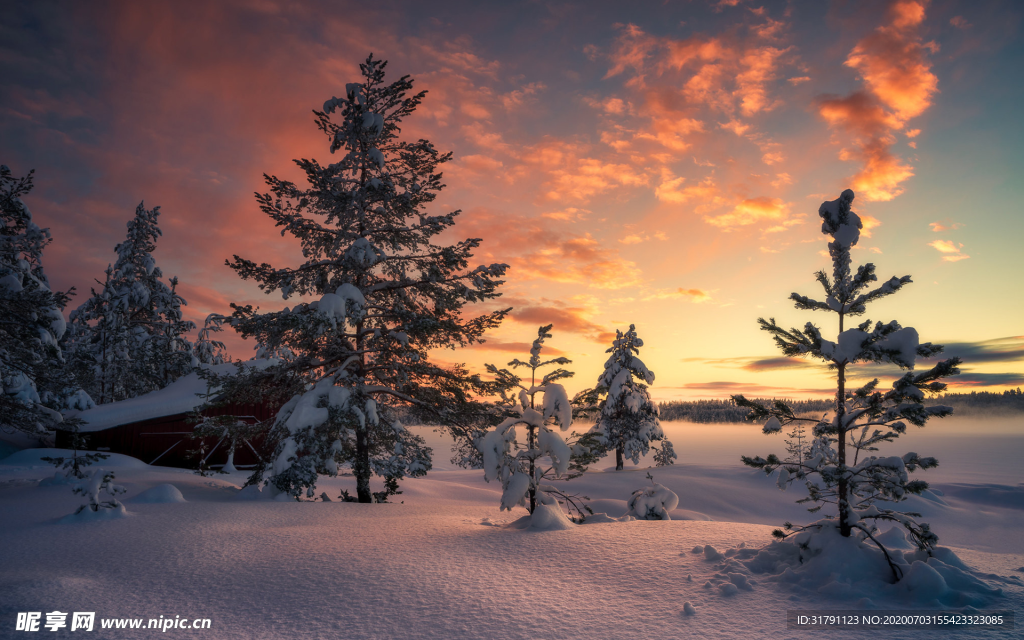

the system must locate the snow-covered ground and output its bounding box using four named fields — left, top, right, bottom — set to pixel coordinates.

left=1, top=417, right=1021, bottom=639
